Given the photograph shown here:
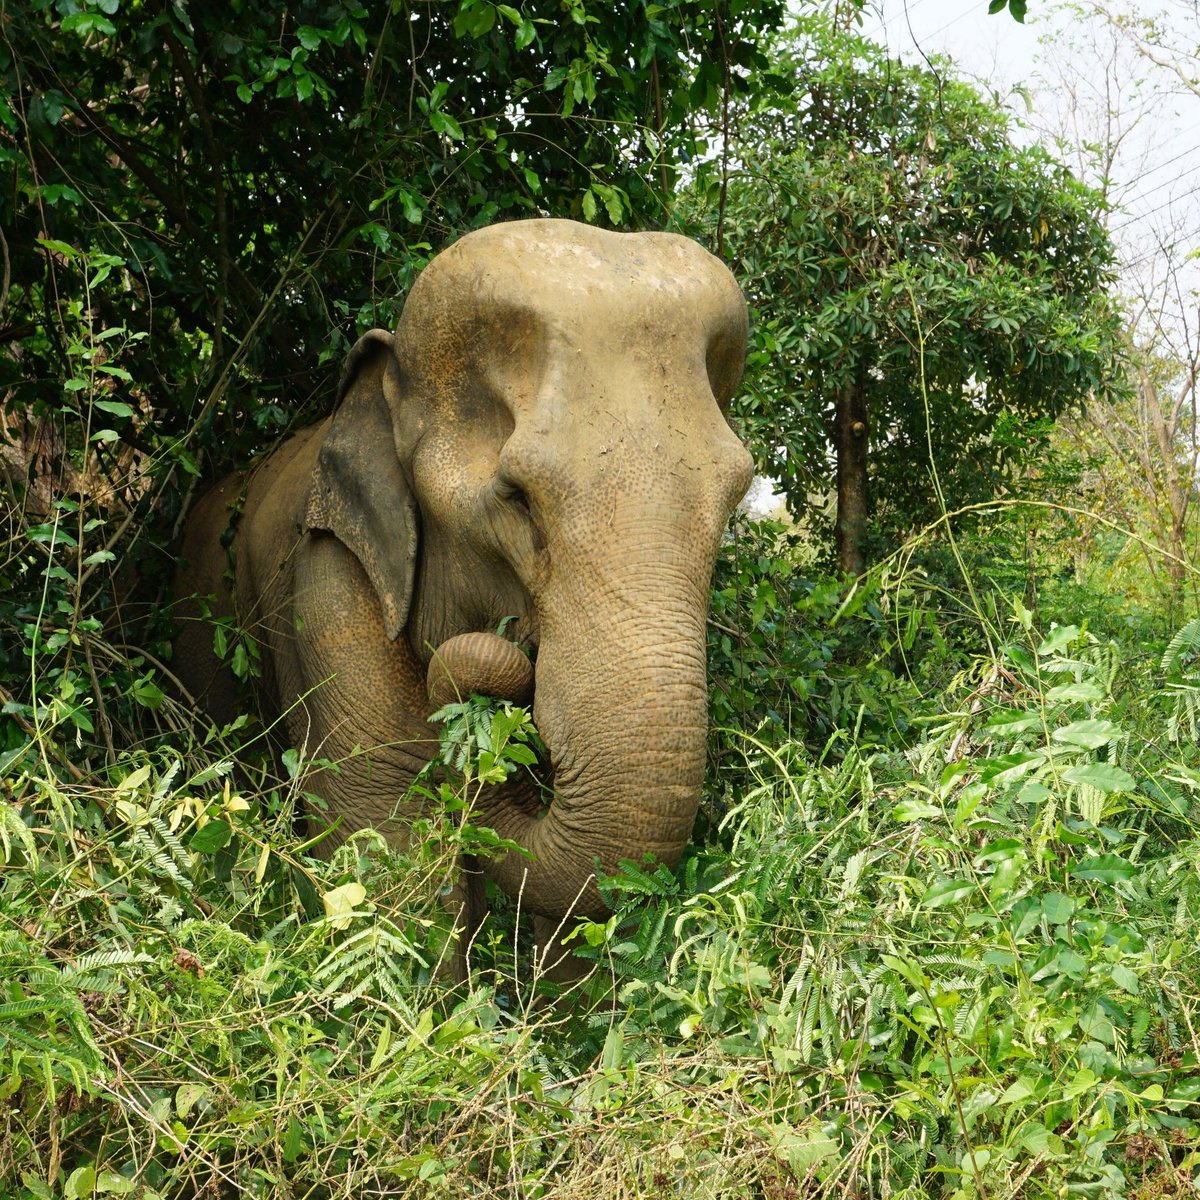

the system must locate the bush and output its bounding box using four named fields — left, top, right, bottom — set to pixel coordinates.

left=6, top=582, right=1200, bottom=1197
